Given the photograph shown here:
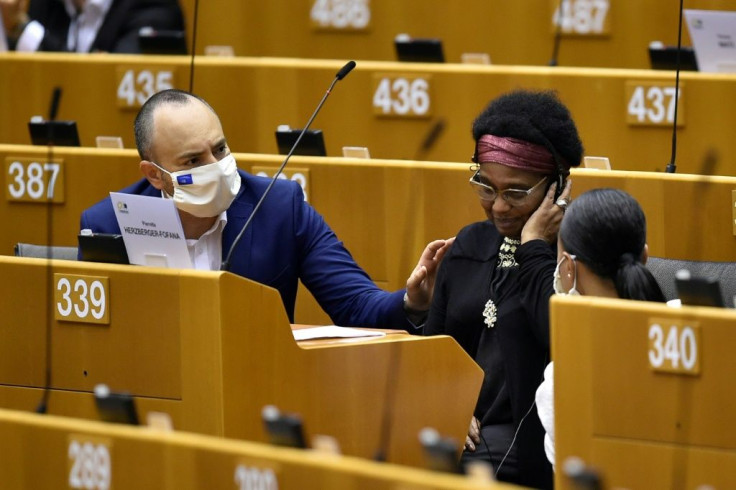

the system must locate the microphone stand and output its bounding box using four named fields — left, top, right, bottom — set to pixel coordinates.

left=221, top=61, right=356, bottom=272
left=549, top=0, right=565, bottom=66
left=665, top=0, right=685, bottom=173
left=37, top=86, right=63, bottom=414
